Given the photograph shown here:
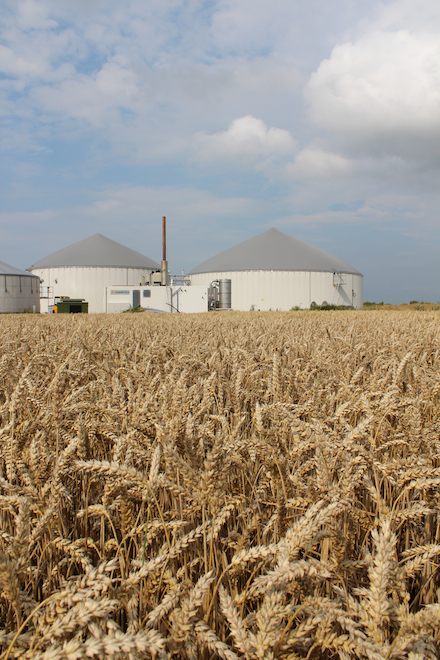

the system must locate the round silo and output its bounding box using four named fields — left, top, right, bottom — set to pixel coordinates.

left=0, top=262, right=40, bottom=313
left=188, top=228, right=363, bottom=311
left=29, top=234, right=160, bottom=313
